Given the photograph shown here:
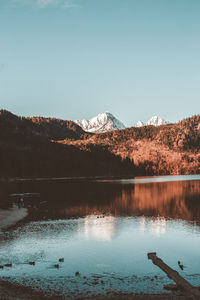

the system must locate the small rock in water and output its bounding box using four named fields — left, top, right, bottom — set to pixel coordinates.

left=178, top=261, right=184, bottom=270
left=29, top=262, right=35, bottom=266
left=75, top=271, right=80, bottom=276
left=4, top=264, right=12, bottom=267
left=59, top=258, right=64, bottom=262
left=0, top=266, right=4, bottom=269
left=179, top=264, right=184, bottom=270
left=54, top=264, right=60, bottom=269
